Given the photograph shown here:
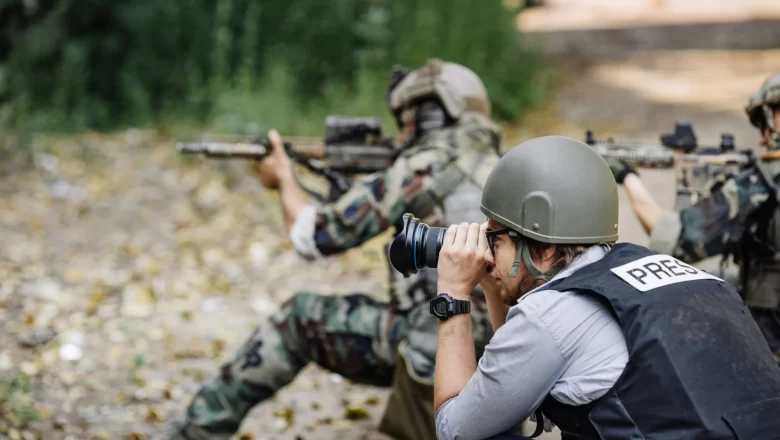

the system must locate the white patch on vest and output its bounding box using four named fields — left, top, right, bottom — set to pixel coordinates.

left=610, top=254, right=723, bottom=292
